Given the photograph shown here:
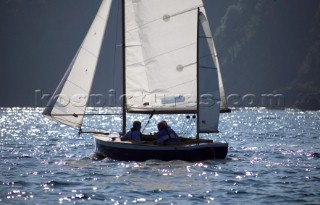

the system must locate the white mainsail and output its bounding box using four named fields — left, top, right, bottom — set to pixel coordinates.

left=43, top=0, right=113, bottom=128
left=124, top=0, right=204, bottom=113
